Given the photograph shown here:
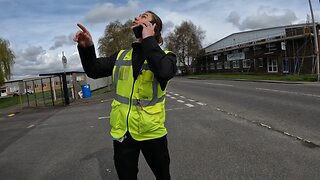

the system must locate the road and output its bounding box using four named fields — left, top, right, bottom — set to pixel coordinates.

left=169, top=78, right=320, bottom=146
left=0, top=78, right=319, bottom=179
